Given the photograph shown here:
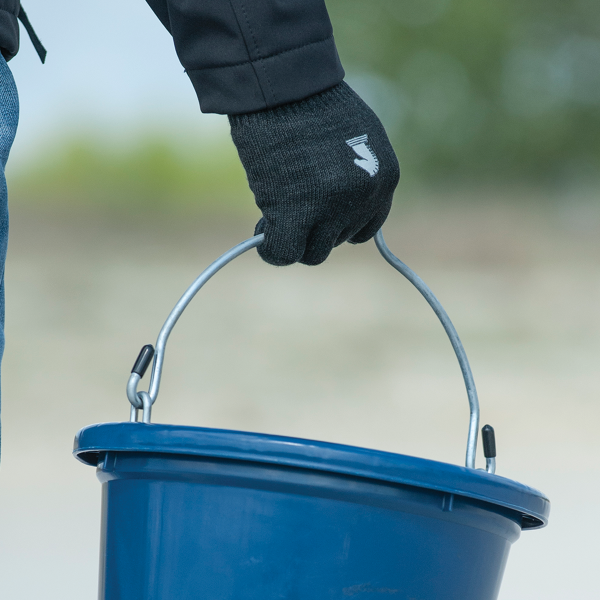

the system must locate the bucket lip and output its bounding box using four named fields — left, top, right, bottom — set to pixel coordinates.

left=74, top=421, right=549, bottom=529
